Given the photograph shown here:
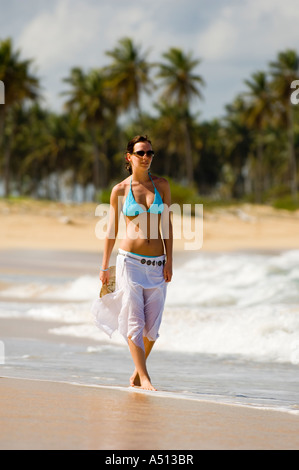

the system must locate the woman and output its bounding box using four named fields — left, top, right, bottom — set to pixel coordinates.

left=92, top=135, right=173, bottom=391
